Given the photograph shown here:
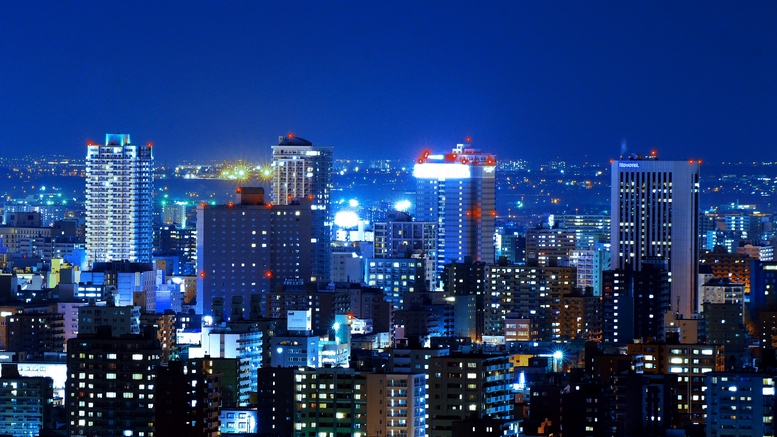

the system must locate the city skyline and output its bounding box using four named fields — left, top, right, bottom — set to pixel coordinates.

left=2, top=2, right=776, bottom=165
